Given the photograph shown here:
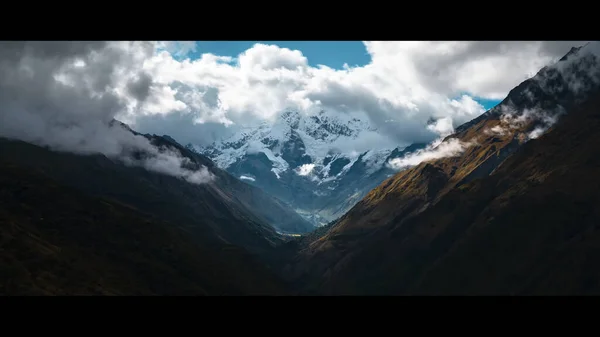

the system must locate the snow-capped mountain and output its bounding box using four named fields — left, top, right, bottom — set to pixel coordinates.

left=192, top=110, right=426, bottom=227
